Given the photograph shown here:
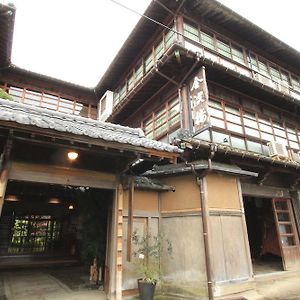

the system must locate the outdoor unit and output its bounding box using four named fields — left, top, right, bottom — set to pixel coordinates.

left=98, top=91, right=114, bottom=122
left=290, top=150, right=300, bottom=163
left=267, top=141, right=289, bottom=159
